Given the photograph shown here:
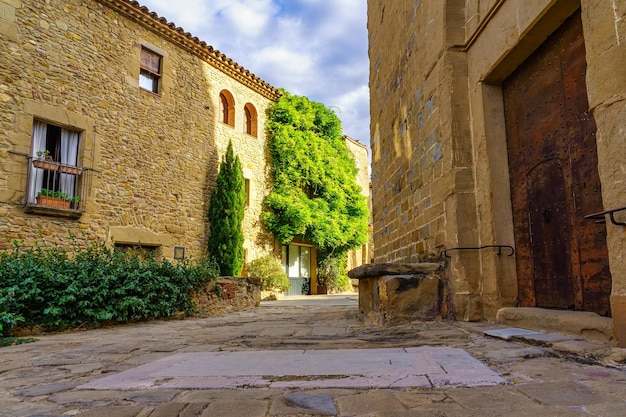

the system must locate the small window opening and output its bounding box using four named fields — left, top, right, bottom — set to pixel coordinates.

left=139, top=47, right=162, bottom=94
